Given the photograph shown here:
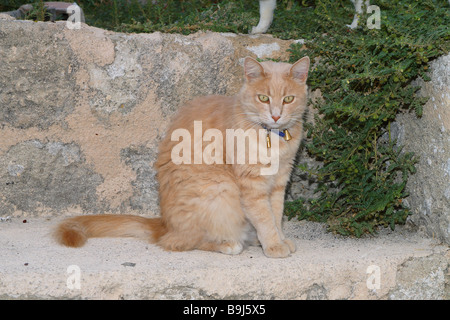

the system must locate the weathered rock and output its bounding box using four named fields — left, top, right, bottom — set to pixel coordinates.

left=0, top=21, right=76, bottom=130
left=0, top=18, right=299, bottom=217
left=388, top=253, right=449, bottom=300
left=392, top=53, right=450, bottom=245
left=0, top=140, right=103, bottom=216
